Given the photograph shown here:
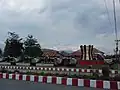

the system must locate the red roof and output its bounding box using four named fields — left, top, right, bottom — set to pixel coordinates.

left=41, top=47, right=104, bottom=58
left=71, top=50, right=81, bottom=57
left=42, top=49, right=61, bottom=57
